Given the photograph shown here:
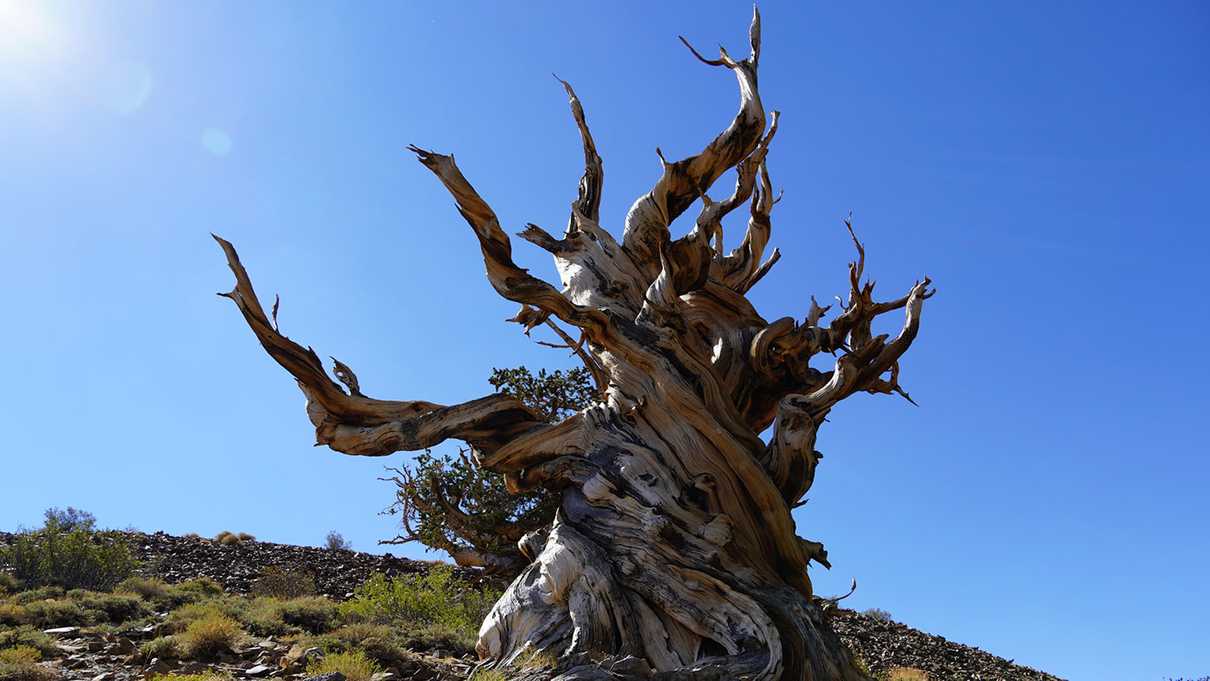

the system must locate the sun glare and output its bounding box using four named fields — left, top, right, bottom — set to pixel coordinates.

left=0, top=0, right=71, bottom=62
